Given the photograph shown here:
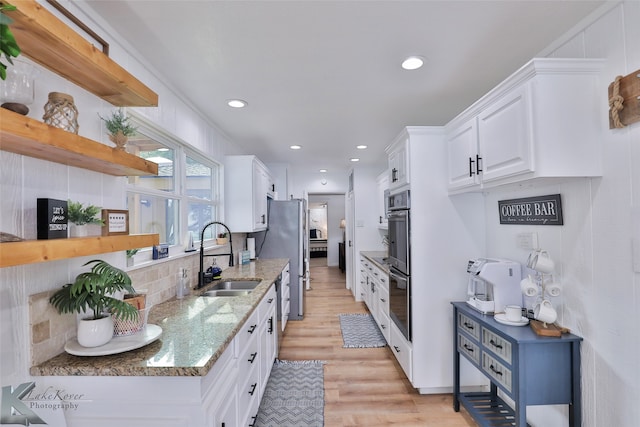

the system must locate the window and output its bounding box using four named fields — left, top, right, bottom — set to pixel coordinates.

left=125, top=111, right=220, bottom=259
